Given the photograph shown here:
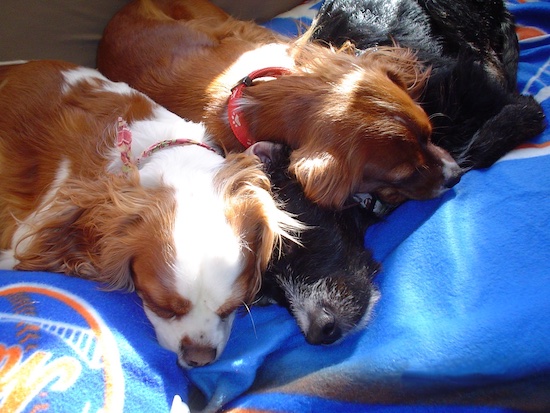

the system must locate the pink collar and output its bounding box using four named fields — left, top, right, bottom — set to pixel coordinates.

left=116, top=117, right=217, bottom=173
left=227, top=67, right=292, bottom=148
